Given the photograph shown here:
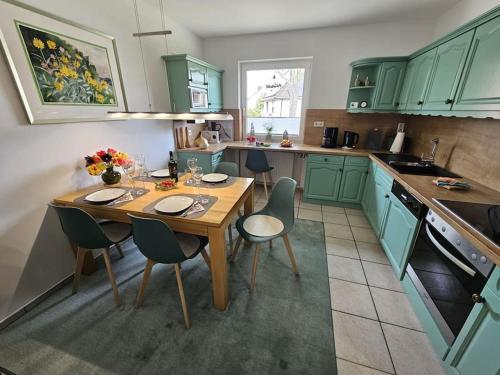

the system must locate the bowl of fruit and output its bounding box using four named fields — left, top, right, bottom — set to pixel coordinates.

left=280, top=139, right=293, bottom=148
left=155, top=179, right=178, bottom=191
